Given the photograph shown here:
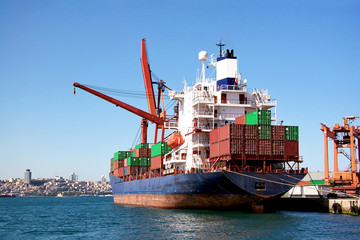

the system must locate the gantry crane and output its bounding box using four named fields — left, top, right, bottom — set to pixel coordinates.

left=320, top=116, right=360, bottom=193
left=73, top=39, right=178, bottom=145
